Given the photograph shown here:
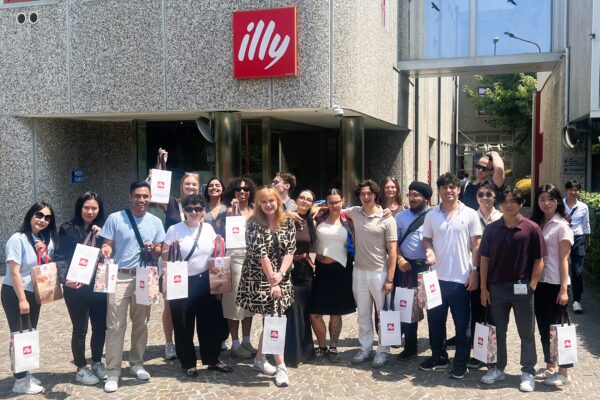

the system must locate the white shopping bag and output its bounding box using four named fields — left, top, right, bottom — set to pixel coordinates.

left=136, top=266, right=160, bottom=306
left=150, top=169, right=172, bottom=204
left=555, top=324, right=578, bottom=365
left=473, top=322, right=497, bottom=364
left=262, top=315, right=287, bottom=355
left=395, top=287, right=416, bottom=323
left=225, top=215, right=247, bottom=249
left=66, top=243, right=101, bottom=285
left=94, top=260, right=118, bottom=294
left=379, top=294, right=402, bottom=346
left=420, top=270, right=442, bottom=309
left=10, top=316, right=40, bottom=374
left=165, top=261, right=188, bottom=300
